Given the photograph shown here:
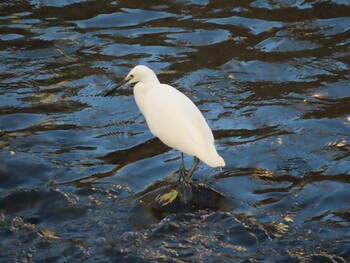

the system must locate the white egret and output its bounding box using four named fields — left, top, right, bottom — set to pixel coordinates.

left=105, top=65, right=225, bottom=183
